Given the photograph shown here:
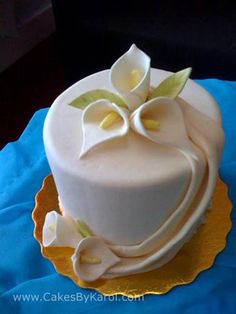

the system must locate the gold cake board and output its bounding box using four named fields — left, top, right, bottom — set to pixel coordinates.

left=32, top=175, right=232, bottom=297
